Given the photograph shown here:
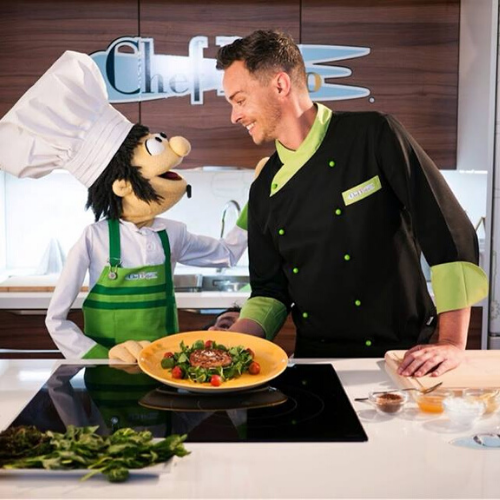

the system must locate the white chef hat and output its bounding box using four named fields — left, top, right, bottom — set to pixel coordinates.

left=0, top=51, right=133, bottom=187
